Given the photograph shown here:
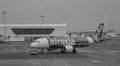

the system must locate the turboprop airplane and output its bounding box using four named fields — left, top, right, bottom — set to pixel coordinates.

left=30, top=23, right=111, bottom=55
